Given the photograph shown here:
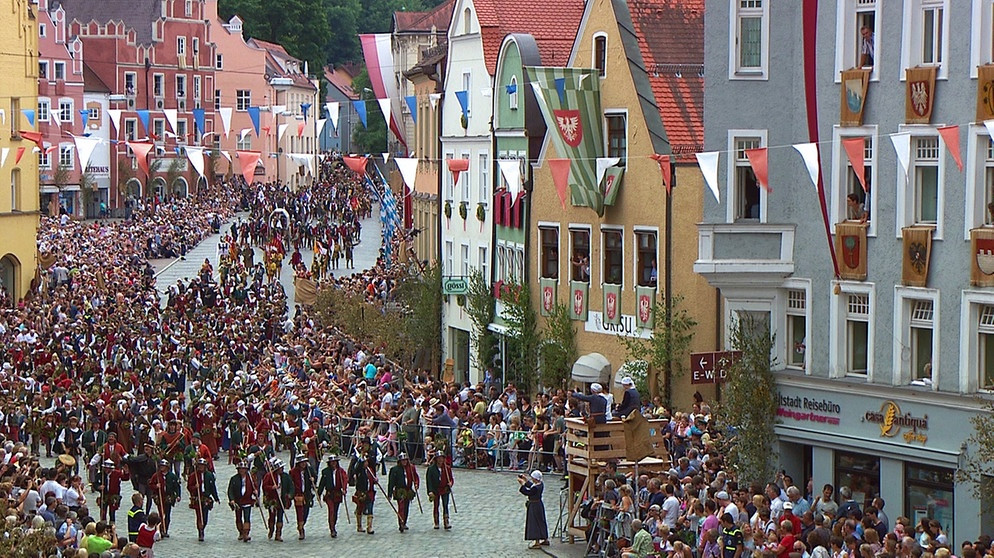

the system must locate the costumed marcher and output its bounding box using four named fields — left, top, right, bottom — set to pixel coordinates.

left=349, top=455, right=377, bottom=534
left=518, top=470, right=549, bottom=549
left=316, top=454, right=348, bottom=538
left=100, top=458, right=130, bottom=522
left=188, top=457, right=220, bottom=541
left=261, top=458, right=294, bottom=542
left=426, top=451, right=453, bottom=530
left=227, top=460, right=258, bottom=542
left=386, top=452, right=419, bottom=532
left=147, top=459, right=179, bottom=538
left=290, top=455, right=315, bottom=540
